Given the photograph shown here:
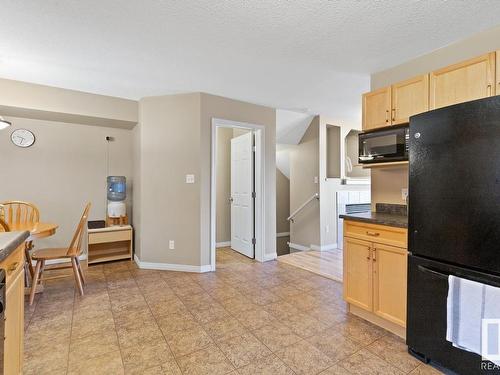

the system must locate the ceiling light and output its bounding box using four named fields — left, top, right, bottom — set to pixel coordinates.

left=0, top=116, right=11, bottom=130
